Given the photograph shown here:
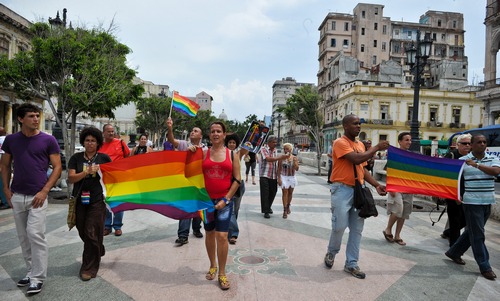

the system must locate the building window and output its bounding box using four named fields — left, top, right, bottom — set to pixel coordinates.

left=373, top=40, right=377, bottom=47
left=395, top=29, right=400, bottom=36
left=432, top=33, right=436, bottom=41
left=374, top=23, right=378, bottom=30
left=393, top=43, right=400, bottom=53
left=331, top=21, right=336, bottom=30
left=438, top=19, right=442, bottom=27
left=453, top=108, right=461, bottom=123
left=362, top=28, right=365, bottom=35
left=360, top=62, right=364, bottom=68
left=407, top=31, right=412, bottom=38
left=361, top=44, right=365, bottom=52
left=382, top=42, right=386, bottom=51
left=331, top=39, right=336, bottom=47
left=383, top=25, right=387, bottom=34
left=453, top=20, right=457, bottom=28
left=408, top=106, right=413, bottom=121
left=360, top=103, right=369, bottom=111
left=379, top=134, right=387, bottom=141
left=372, top=55, right=377, bottom=65
left=0, top=38, right=9, bottom=56
left=375, top=7, right=379, bottom=15
left=362, top=11, right=366, bottom=18
left=380, top=104, right=389, bottom=120
left=430, top=107, right=438, bottom=121
left=455, top=35, right=459, bottom=46
left=343, top=39, right=349, bottom=48
left=344, top=22, right=349, bottom=31
left=441, top=33, right=446, bottom=41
